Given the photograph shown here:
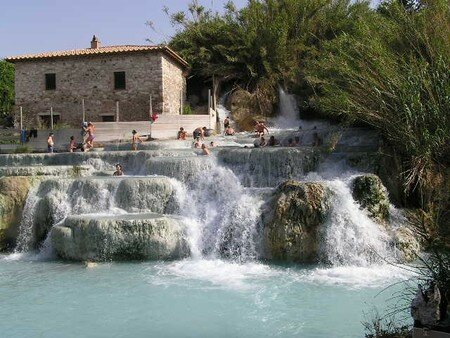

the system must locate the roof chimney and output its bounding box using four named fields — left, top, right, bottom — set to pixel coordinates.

left=90, top=35, right=100, bottom=49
